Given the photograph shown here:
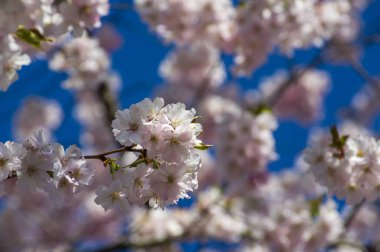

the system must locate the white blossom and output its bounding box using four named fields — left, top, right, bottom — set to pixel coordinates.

left=305, top=131, right=380, bottom=204
left=94, top=180, right=131, bottom=212
left=0, top=142, right=26, bottom=180
left=0, top=36, right=31, bottom=91
left=49, top=36, right=110, bottom=90
left=14, top=96, right=63, bottom=140
left=107, top=98, right=204, bottom=210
